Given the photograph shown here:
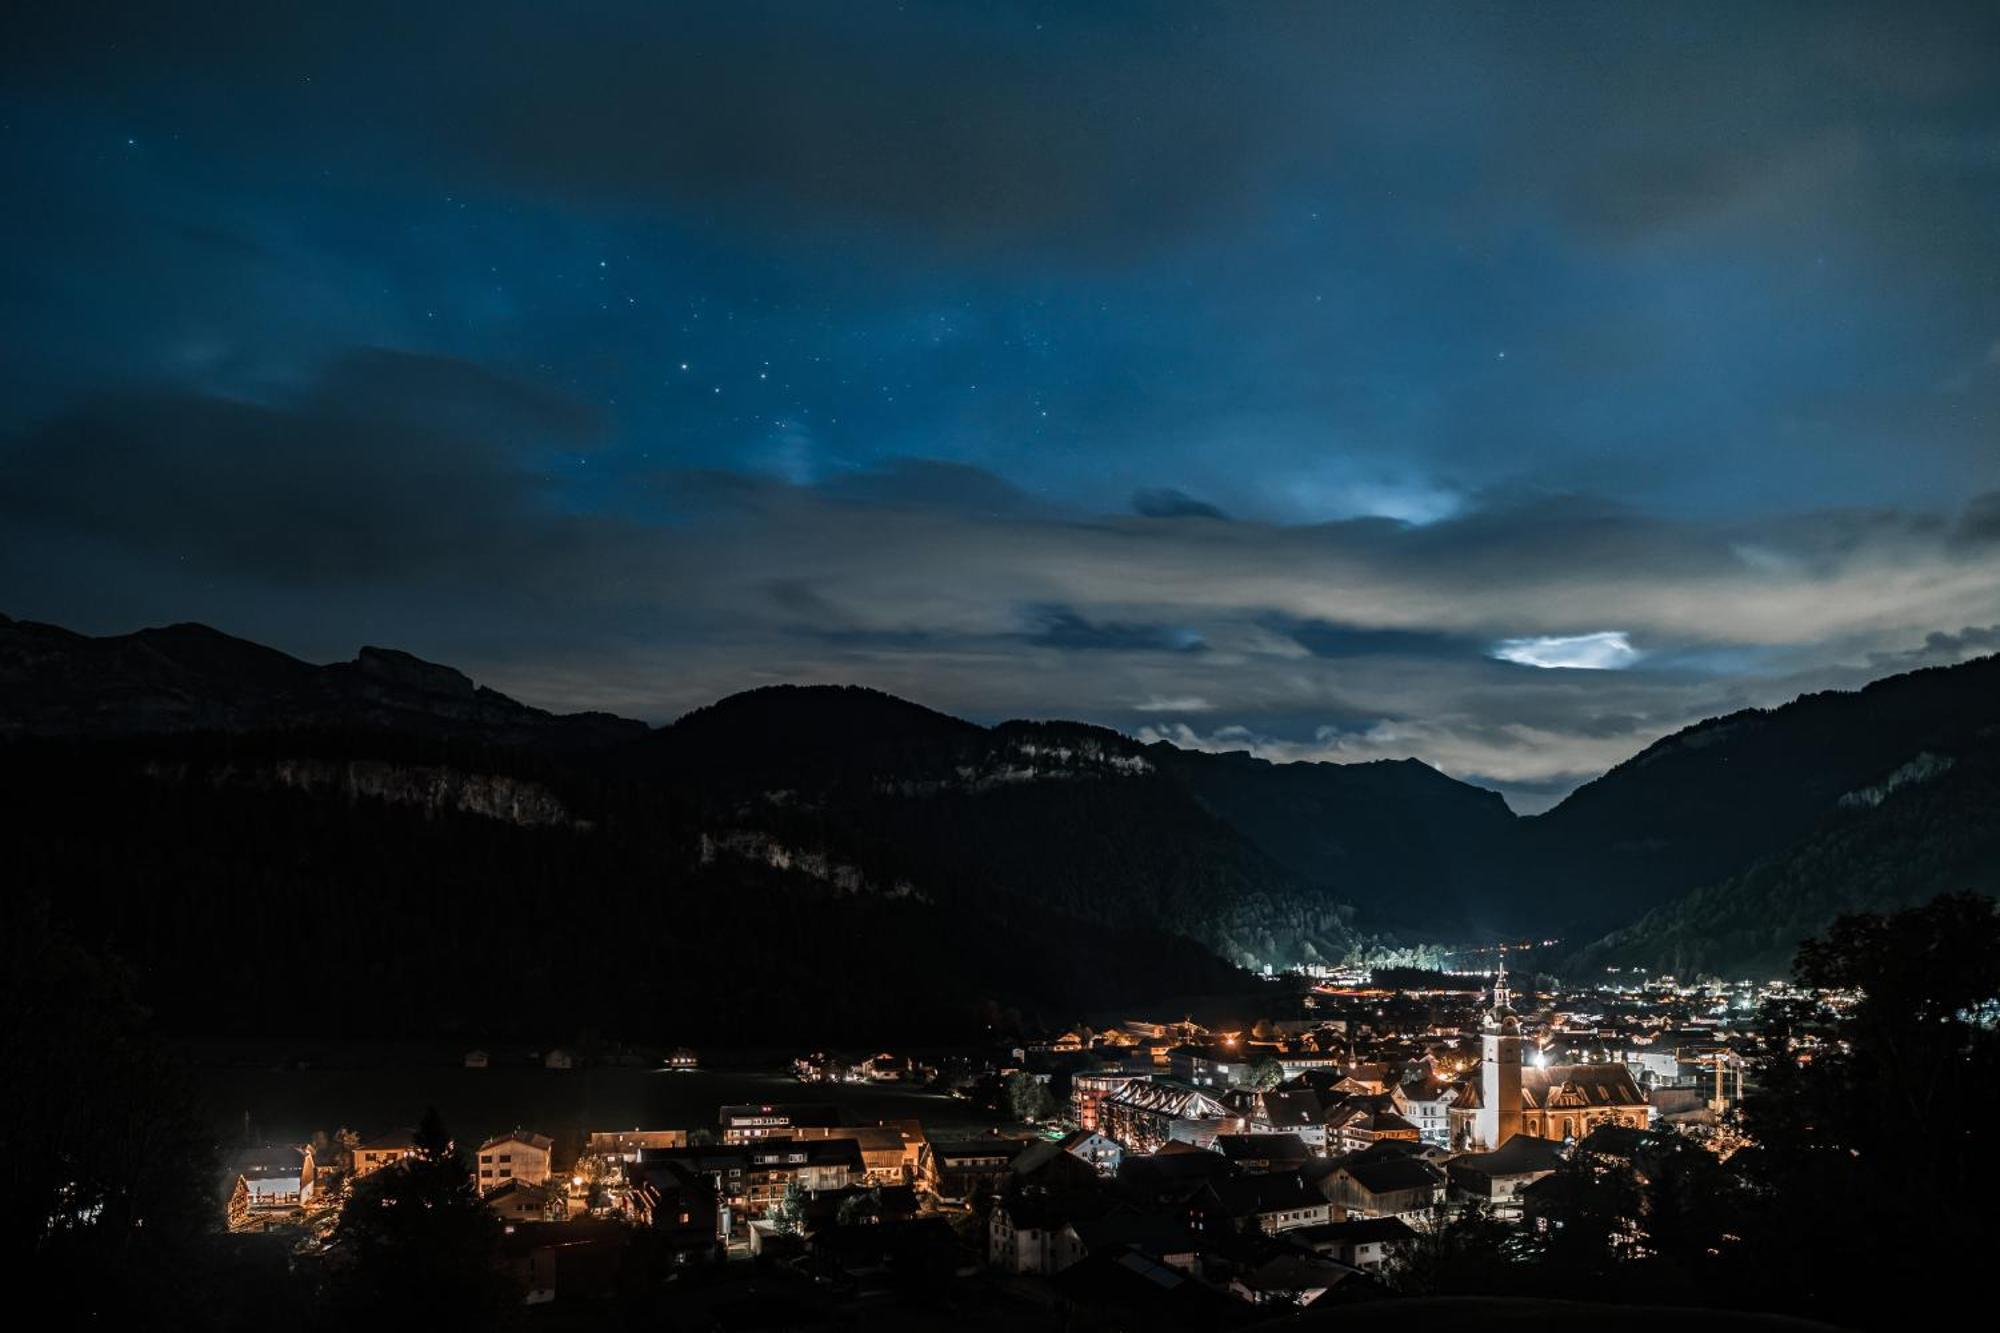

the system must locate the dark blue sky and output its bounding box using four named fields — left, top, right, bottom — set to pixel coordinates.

left=4, top=2, right=1998, bottom=808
